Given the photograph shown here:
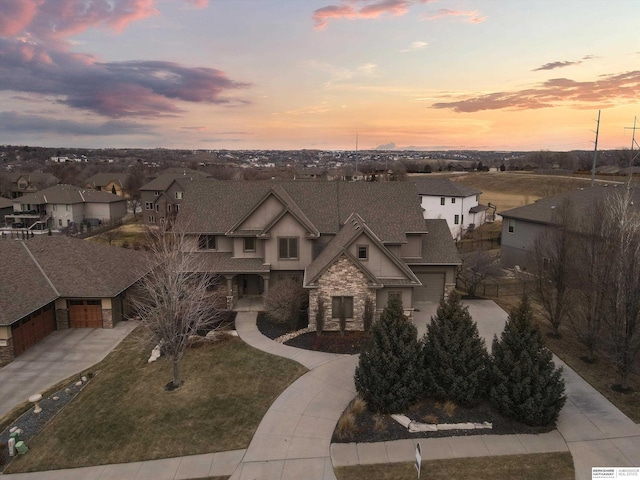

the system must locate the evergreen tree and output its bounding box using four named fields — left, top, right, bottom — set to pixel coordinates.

left=422, top=292, right=489, bottom=407
left=490, top=295, right=566, bottom=426
left=354, top=297, right=422, bottom=413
